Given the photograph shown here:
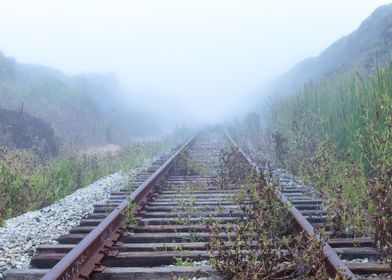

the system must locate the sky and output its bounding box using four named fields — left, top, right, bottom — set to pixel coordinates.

left=0, top=0, right=391, bottom=123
